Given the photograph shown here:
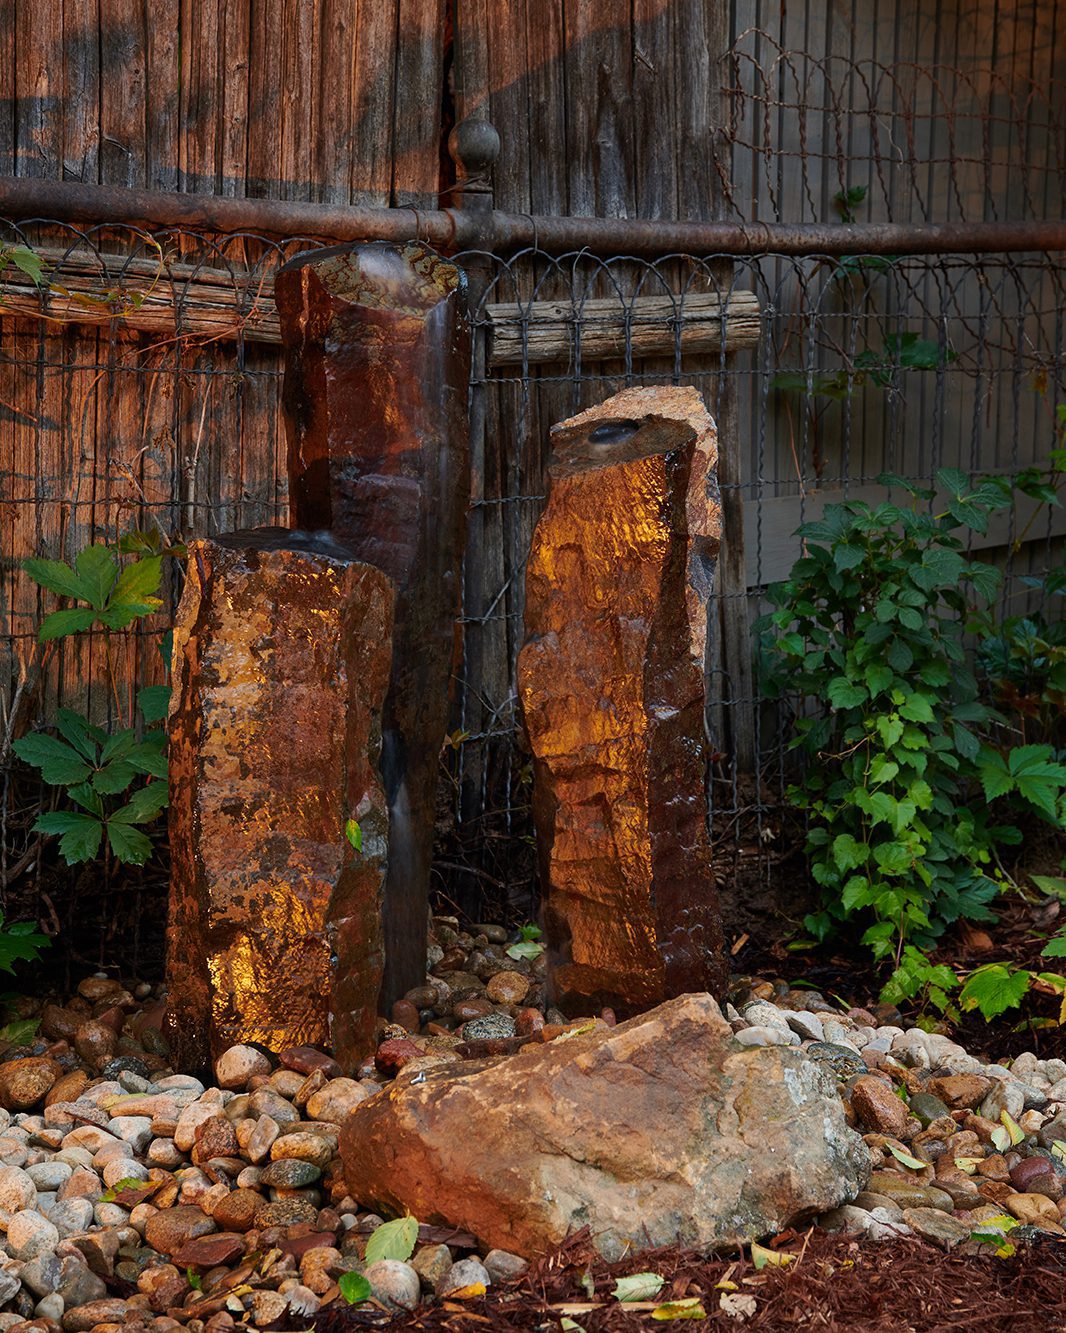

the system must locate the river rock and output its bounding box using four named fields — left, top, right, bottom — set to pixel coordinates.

left=0, top=1058, right=61, bottom=1111
left=164, top=529, right=395, bottom=1070
left=276, top=240, right=471, bottom=1008
left=341, top=992, right=868, bottom=1258
left=517, top=387, right=728, bottom=1016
